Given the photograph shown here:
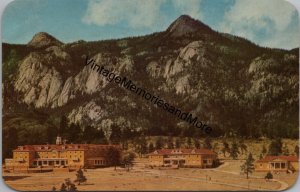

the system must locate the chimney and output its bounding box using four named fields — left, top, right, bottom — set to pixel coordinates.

left=56, top=136, right=62, bottom=145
